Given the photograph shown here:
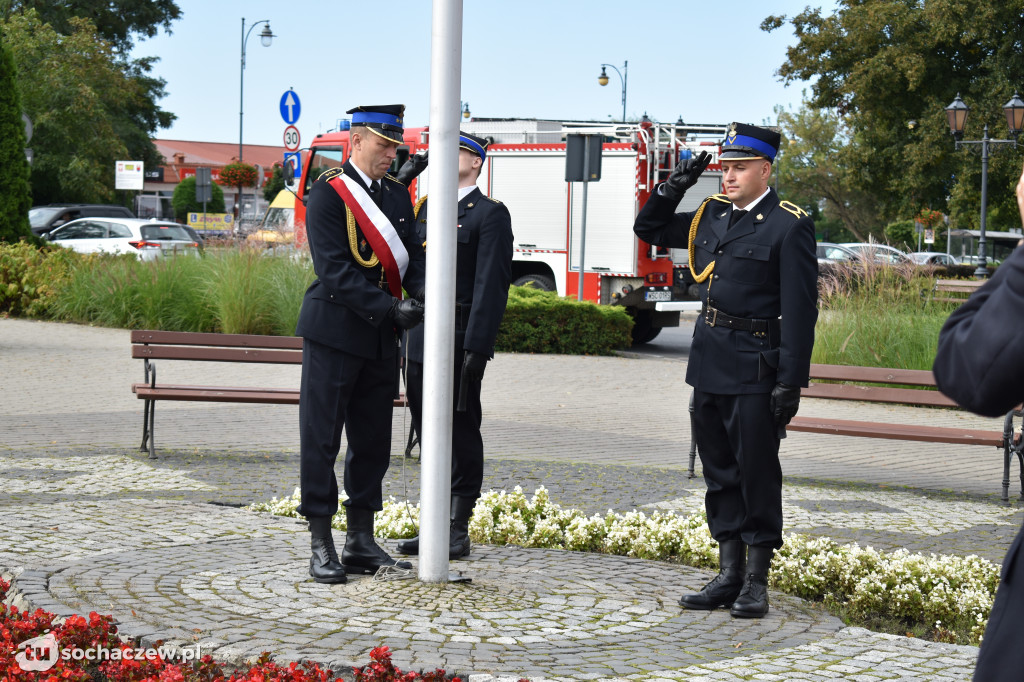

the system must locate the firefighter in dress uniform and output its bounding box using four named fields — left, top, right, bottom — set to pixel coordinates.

left=395, top=132, right=514, bottom=559
left=933, top=160, right=1024, bottom=682
left=633, top=122, right=818, bottom=618
left=296, top=104, right=427, bottom=584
